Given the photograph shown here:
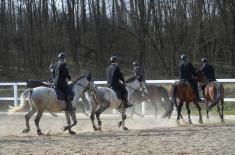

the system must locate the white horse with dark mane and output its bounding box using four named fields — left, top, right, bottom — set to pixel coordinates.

left=9, top=75, right=92, bottom=135
left=86, top=77, right=147, bottom=131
